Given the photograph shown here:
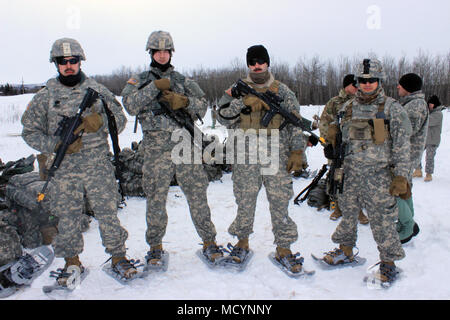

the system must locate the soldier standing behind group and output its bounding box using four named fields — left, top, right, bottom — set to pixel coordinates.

left=319, top=74, right=369, bottom=224
left=319, top=59, right=412, bottom=285
left=21, top=38, right=138, bottom=286
left=414, top=95, right=444, bottom=182
left=121, top=31, right=223, bottom=267
left=217, top=45, right=306, bottom=273
left=395, top=73, right=428, bottom=243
